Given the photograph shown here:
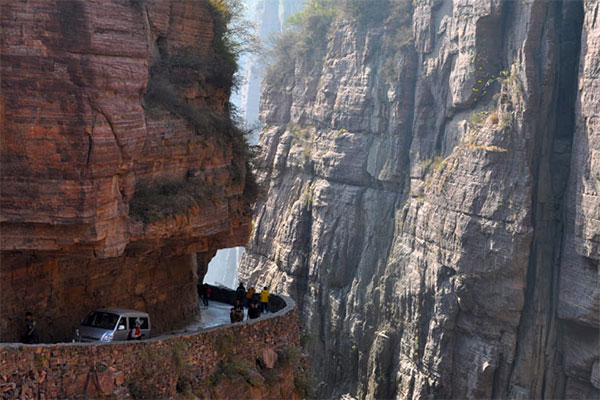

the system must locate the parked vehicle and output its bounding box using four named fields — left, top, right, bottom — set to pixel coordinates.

left=73, top=309, right=150, bottom=342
